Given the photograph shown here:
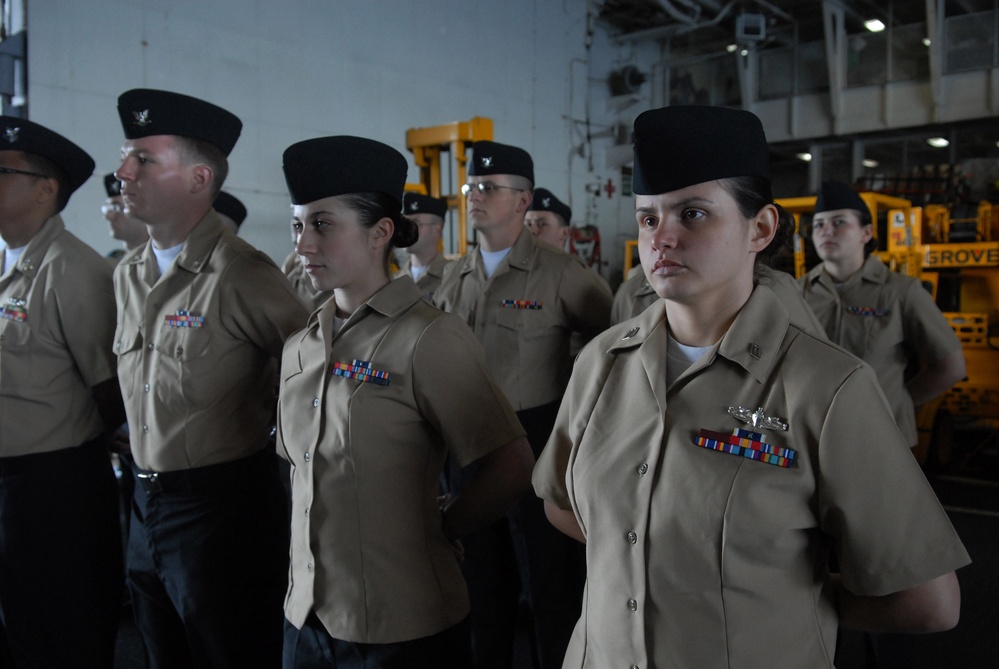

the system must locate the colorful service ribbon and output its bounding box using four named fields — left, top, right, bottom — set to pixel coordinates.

left=332, top=359, right=391, bottom=386
left=0, top=300, right=27, bottom=323
left=501, top=299, right=542, bottom=310
left=847, top=306, right=890, bottom=317
left=164, top=310, right=205, bottom=328
left=694, top=427, right=796, bottom=468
